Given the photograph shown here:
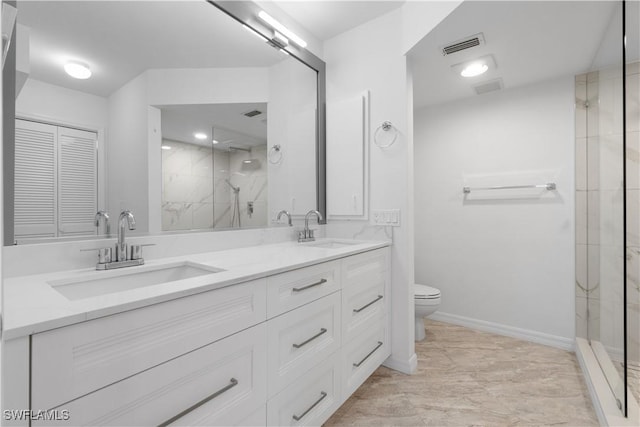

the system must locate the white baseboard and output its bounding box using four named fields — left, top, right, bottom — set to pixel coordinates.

left=429, top=312, right=574, bottom=351
left=383, top=353, right=417, bottom=375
